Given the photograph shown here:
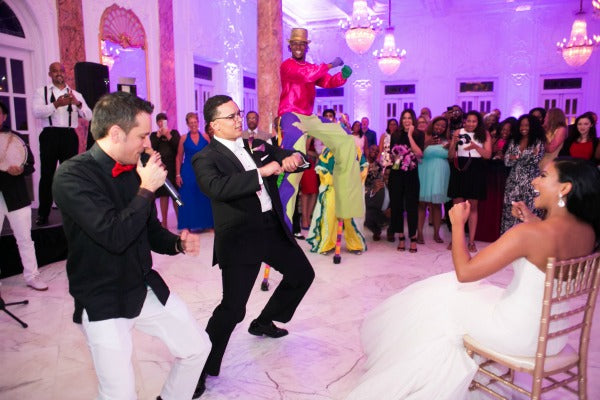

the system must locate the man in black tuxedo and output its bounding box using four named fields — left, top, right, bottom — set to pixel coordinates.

left=191, top=95, right=315, bottom=397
